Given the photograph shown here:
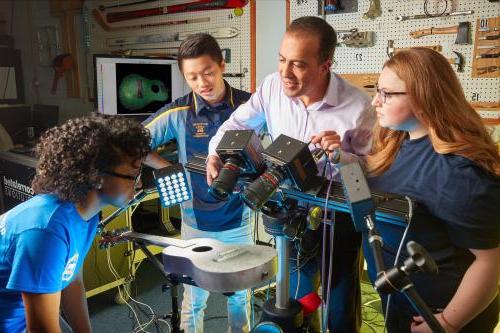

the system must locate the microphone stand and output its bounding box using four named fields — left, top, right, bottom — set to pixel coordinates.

left=97, top=188, right=156, bottom=231
left=253, top=203, right=304, bottom=333
left=365, top=213, right=445, bottom=333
